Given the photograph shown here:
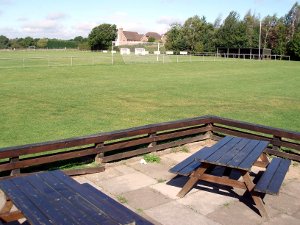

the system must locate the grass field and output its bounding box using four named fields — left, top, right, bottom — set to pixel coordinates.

left=0, top=51, right=299, bottom=148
